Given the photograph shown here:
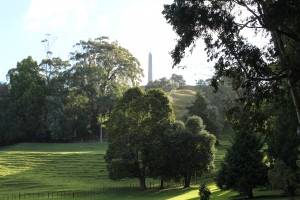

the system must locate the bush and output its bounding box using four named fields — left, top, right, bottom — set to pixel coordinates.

left=268, top=159, right=297, bottom=196
left=199, top=183, right=211, bottom=200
